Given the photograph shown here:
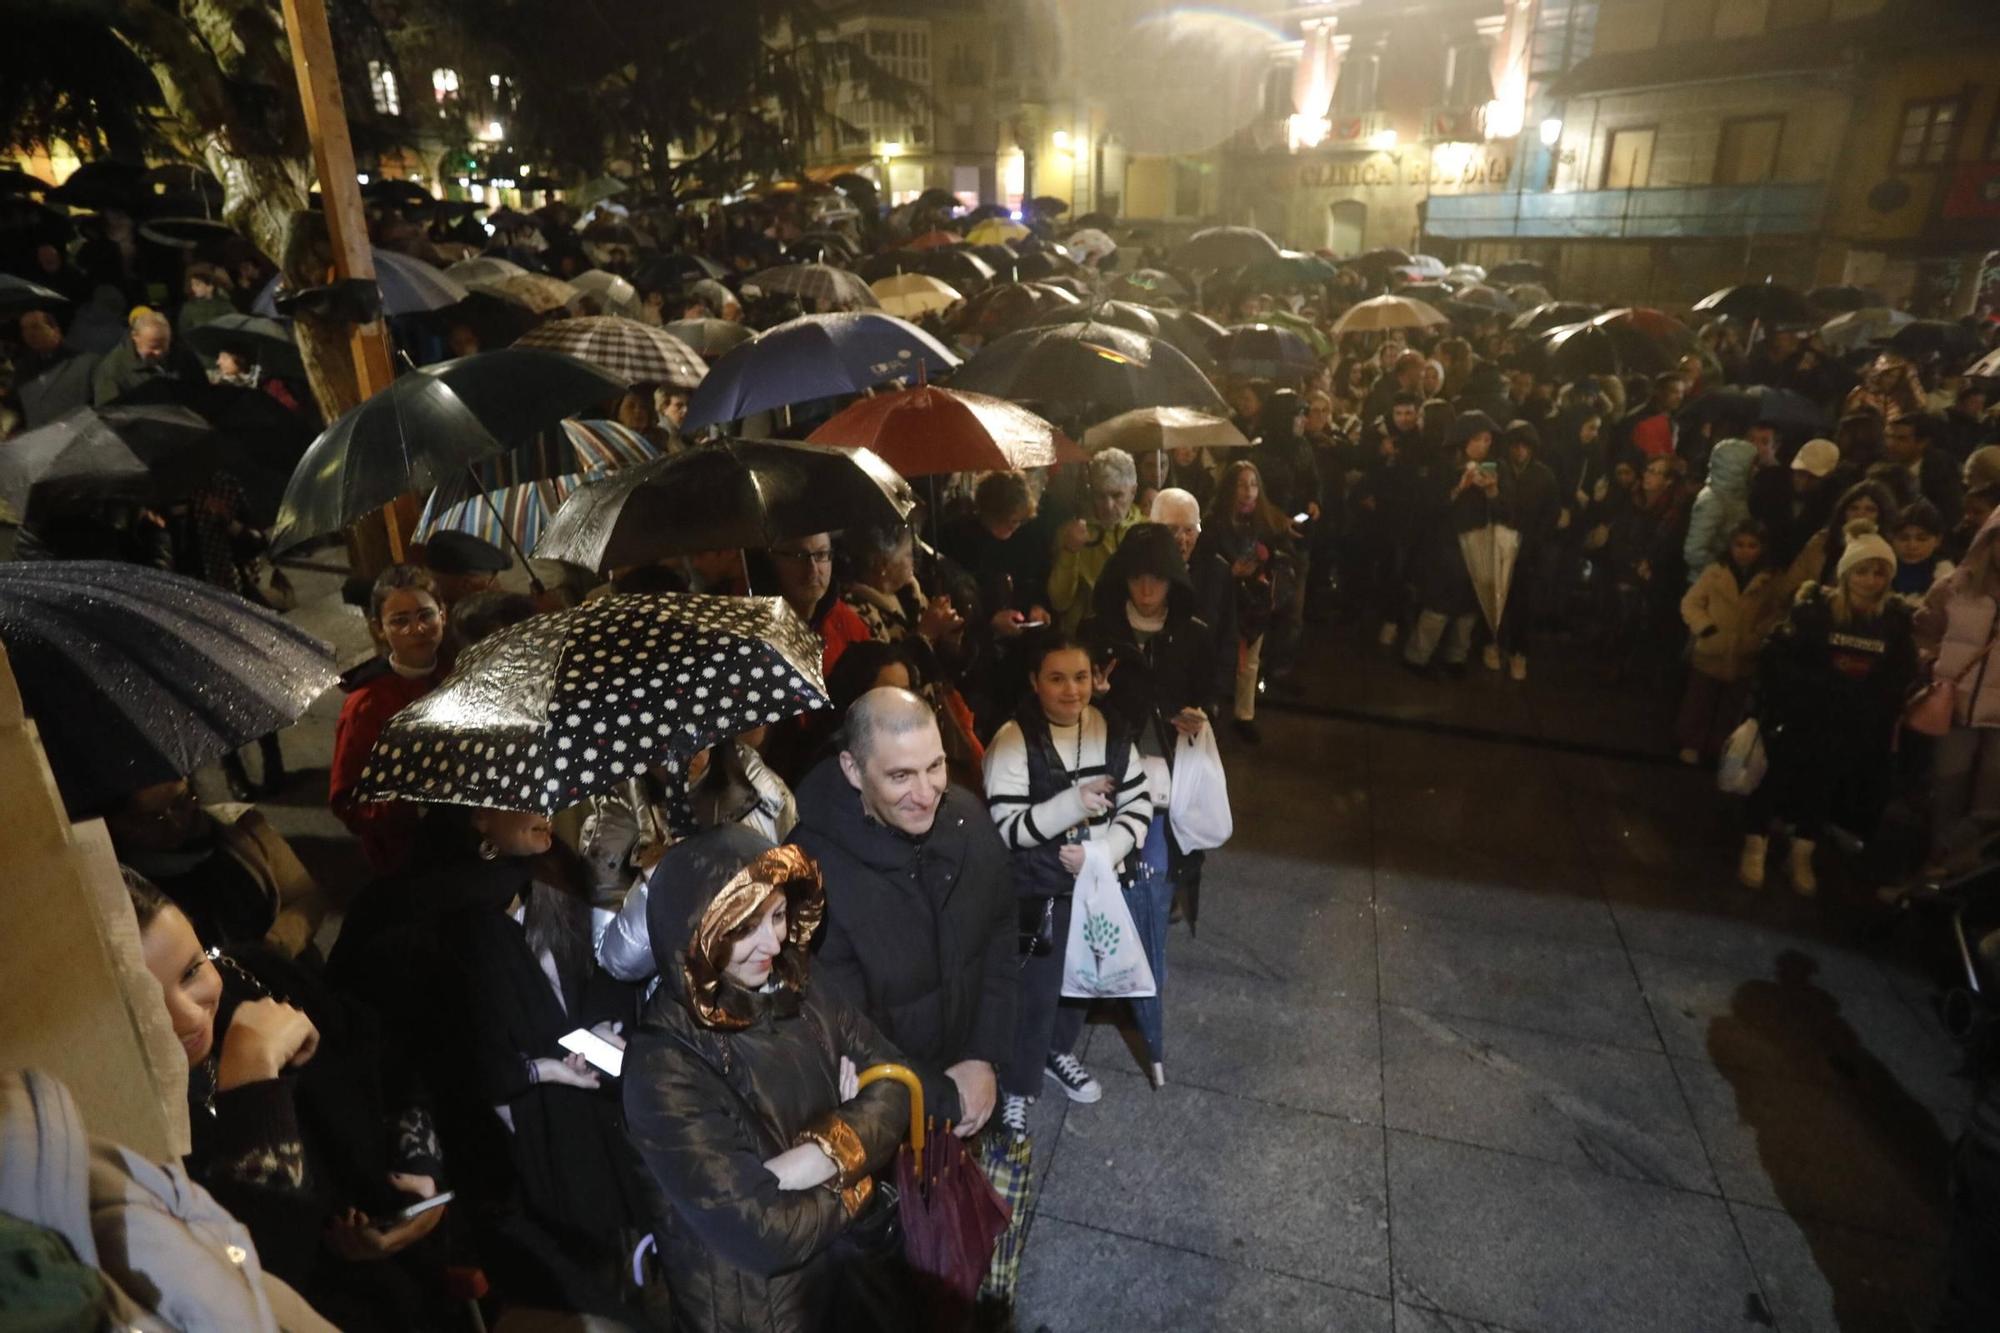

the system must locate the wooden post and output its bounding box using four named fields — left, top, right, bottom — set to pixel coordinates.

left=281, top=0, right=407, bottom=565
